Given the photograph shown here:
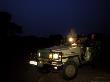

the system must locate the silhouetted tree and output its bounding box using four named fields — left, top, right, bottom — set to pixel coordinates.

left=0, top=11, right=22, bottom=38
